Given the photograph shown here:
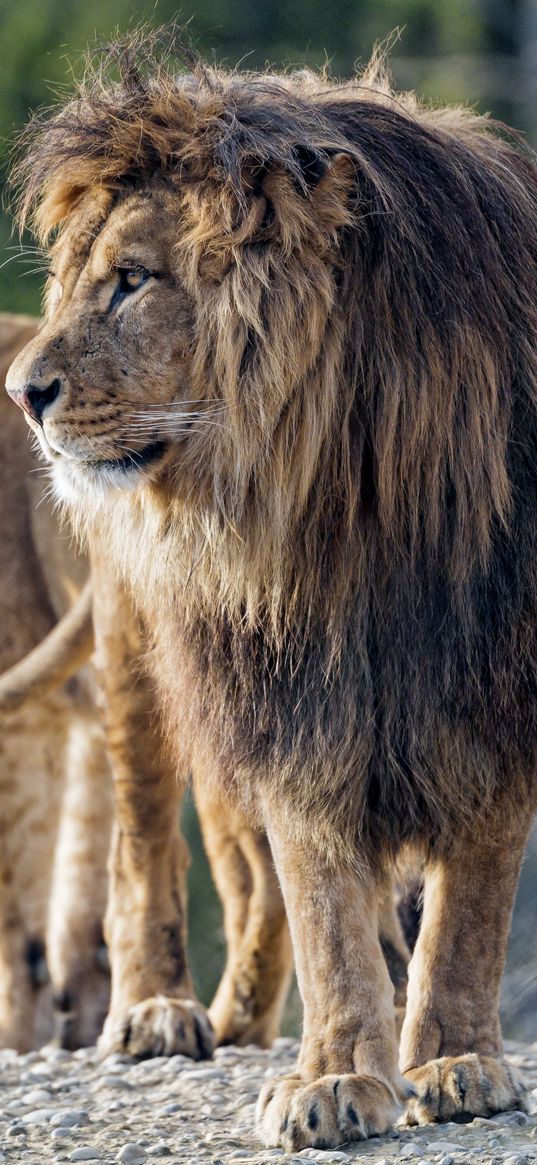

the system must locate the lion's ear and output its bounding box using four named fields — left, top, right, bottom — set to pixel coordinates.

left=293, top=147, right=355, bottom=195
left=239, top=148, right=356, bottom=245
left=192, top=148, right=355, bottom=281
left=241, top=147, right=354, bottom=196
left=306, top=150, right=356, bottom=230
